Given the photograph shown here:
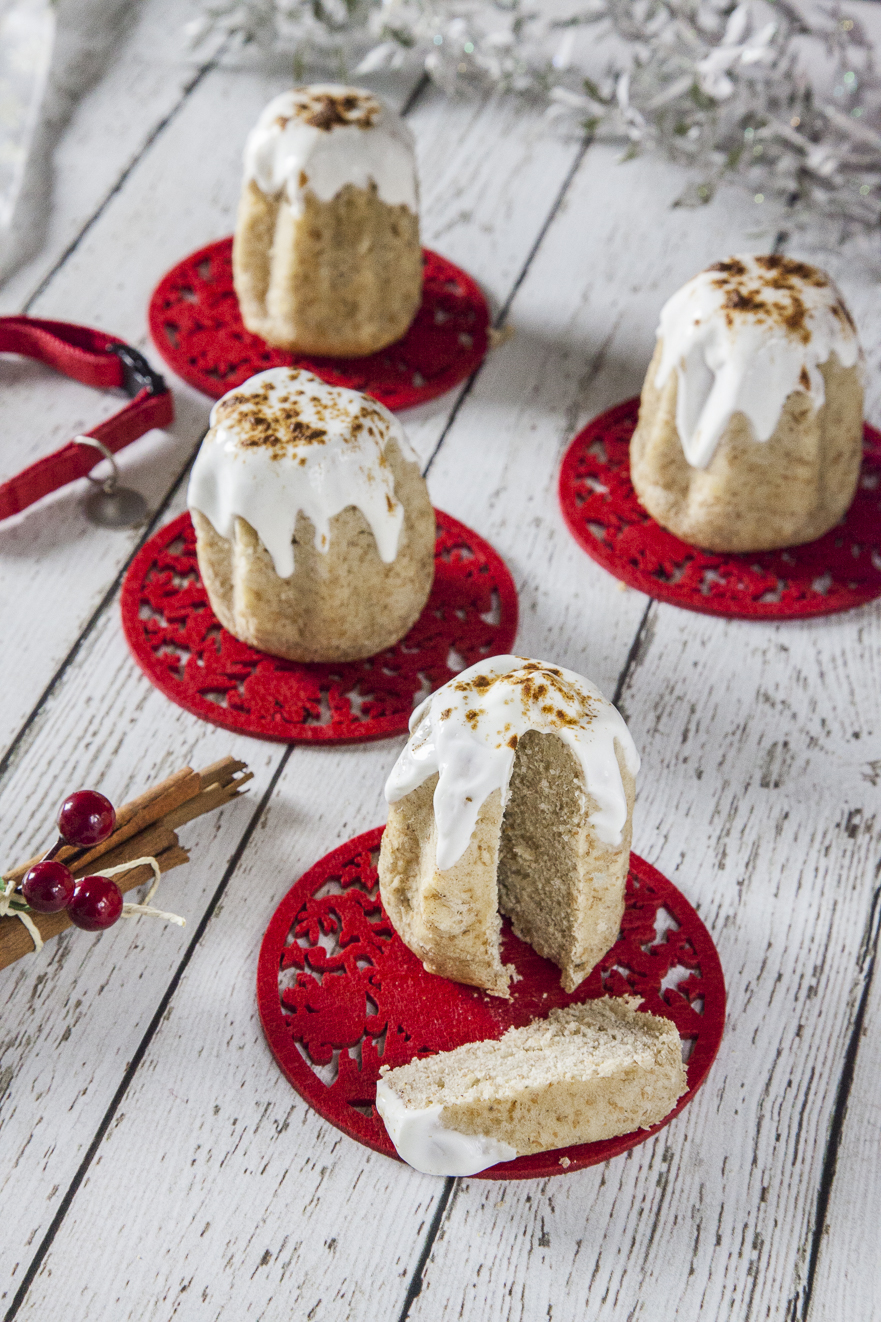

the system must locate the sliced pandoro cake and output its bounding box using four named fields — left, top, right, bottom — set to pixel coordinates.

left=378, top=656, right=640, bottom=997
left=375, top=997, right=687, bottom=1176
